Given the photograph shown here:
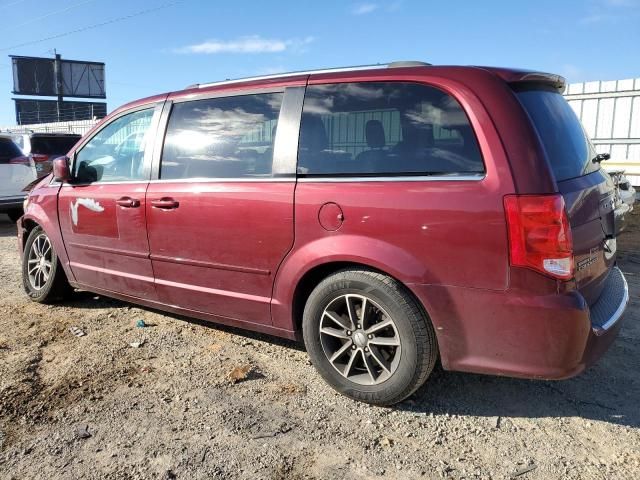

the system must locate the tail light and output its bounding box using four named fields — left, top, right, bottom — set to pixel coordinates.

left=504, top=194, right=574, bottom=280
left=9, top=156, right=30, bottom=165
left=31, top=154, right=50, bottom=163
